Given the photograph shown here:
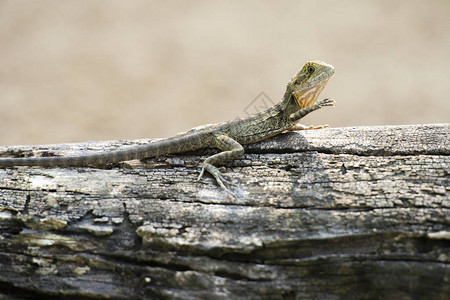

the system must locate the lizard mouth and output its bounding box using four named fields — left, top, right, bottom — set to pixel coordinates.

left=293, top=77, right=331, bottom=108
